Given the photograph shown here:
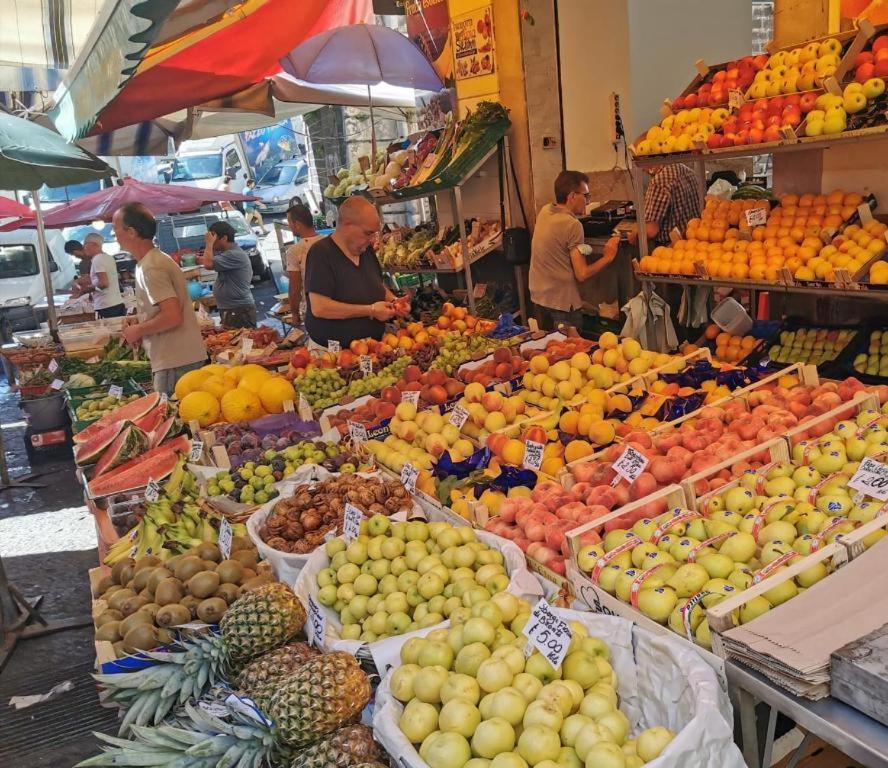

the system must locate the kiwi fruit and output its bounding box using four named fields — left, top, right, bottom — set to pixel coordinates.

left=134, top=555, right=161, bottom=572
left=195, top=542, right=222, bottom=562
left=147, top=567, right=173, bottom=593
left=216, top=560, right=244, bottom=584
left=196, top=597, right=227, bottom=624
left=112, top=640, right=126, bottom=657
left=156, top=628, right=174, bottom=645
left=100, top=584, right=125, bottom=601
left=119, top=611, right=153, bottom=637
left=232, top=549, right=258, bottom=569
left=174, top=556, right=205, bottom=583
left=121, top=595, right=149, bottom=616
left=201, top=560, right=218, bottom=572
left=241, top=575, right=273, bottom=591
left=131, top=568, right=154, bottom=592
left=165, top=554, right=184, bottom=573
left=95, top=609, right=123, bottom=628
left=124, top=624, right=158, bottom=652
left=188, top=571, right=220, bottom=599
left=156, top=604, right=191, bottom=627
left=180, top=595, right=201, bottom=619
left=118, top=564, right=135, bottom=586
left=95, top=574, right=115, bottom=596
left=111, top=558, right=134, bottom=585
left=140, top=603, right=161, bottom=621
left=155, top=578, right=185, bottom=606
left=230, top=536, right=251, bottom=552
left=215, top=583, right=241, bottom=604
left=95, top=621, right=122, bottom=643
left=240, top=568, right=257, bottom=582
left=107, top=588, right=136, bottom=612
